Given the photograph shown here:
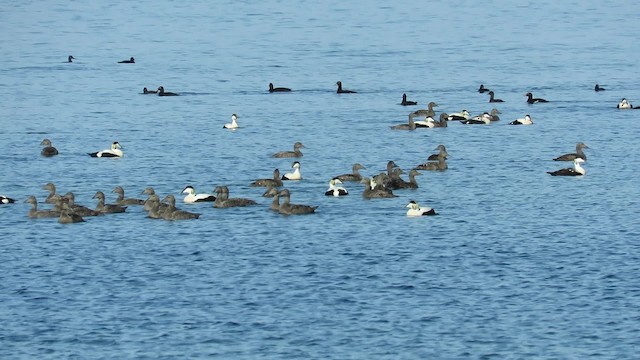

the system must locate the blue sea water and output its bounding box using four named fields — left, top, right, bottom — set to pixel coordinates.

left=2, top=0, right=640, bottom=358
